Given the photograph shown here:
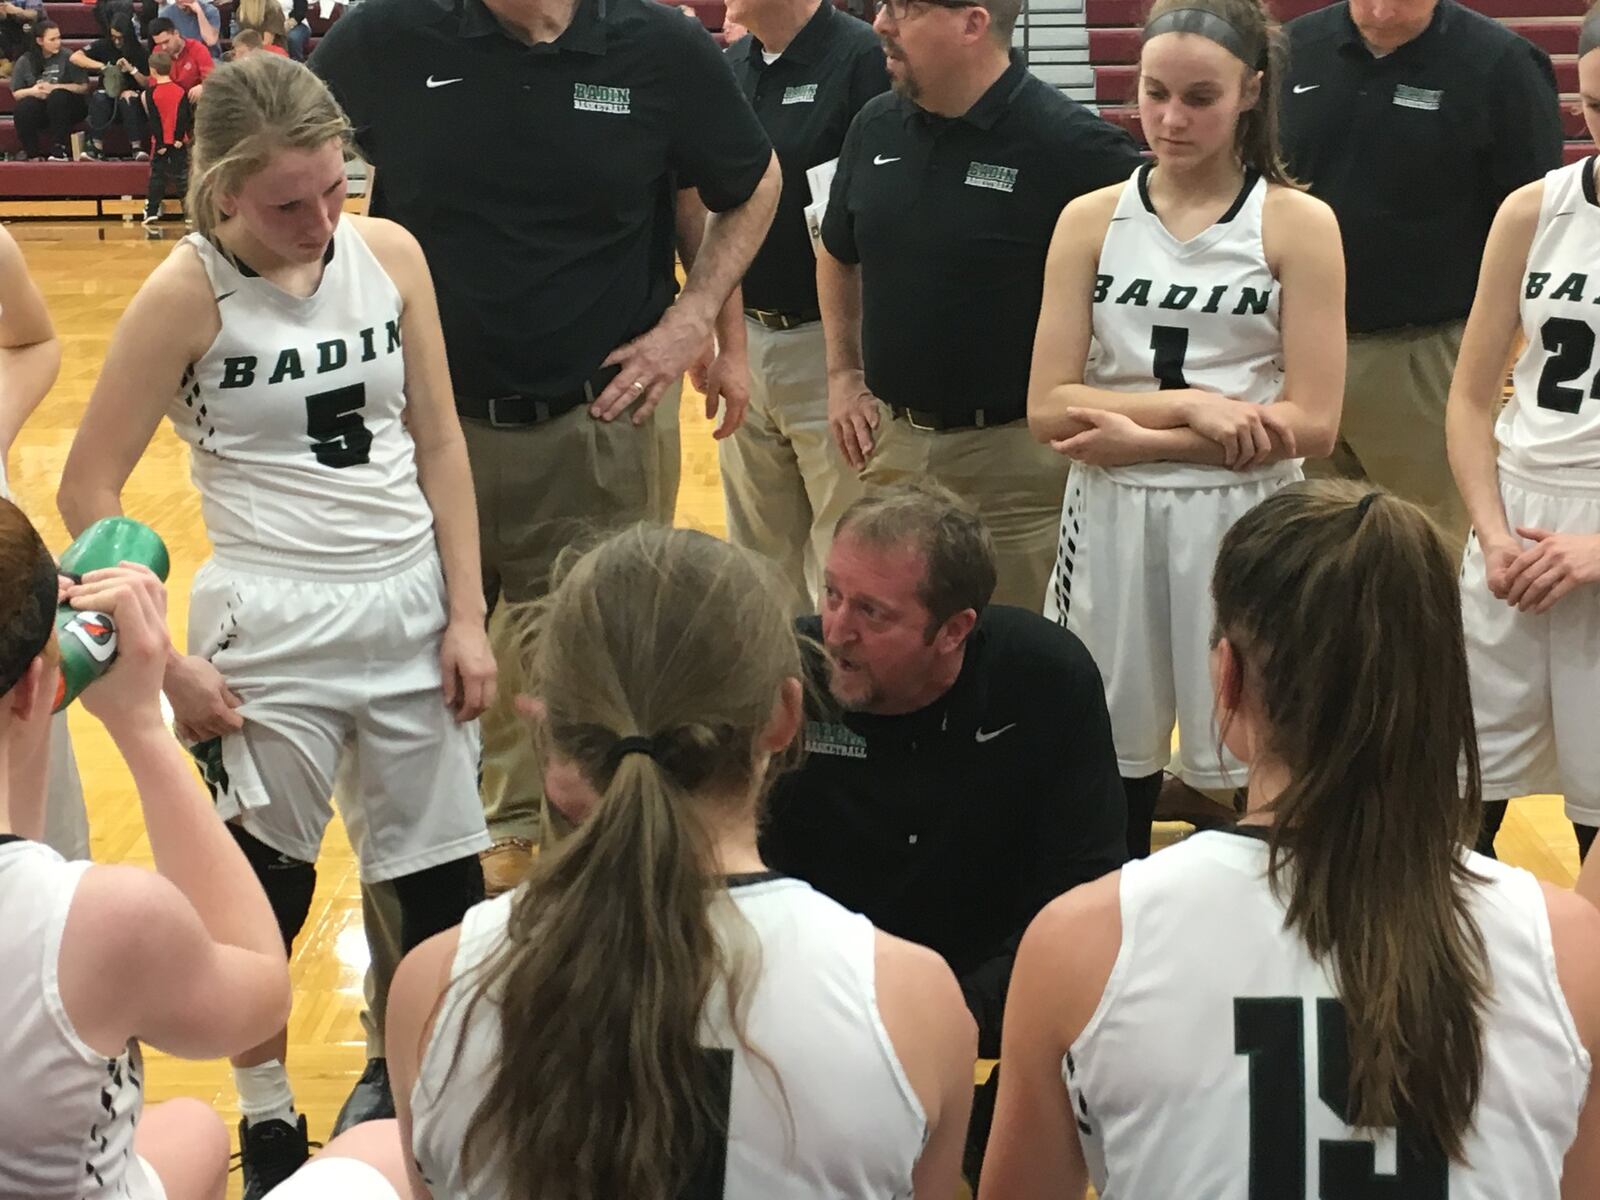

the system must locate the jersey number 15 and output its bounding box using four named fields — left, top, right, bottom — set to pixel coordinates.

left=1235, top=997, right=1448, bottom=1198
